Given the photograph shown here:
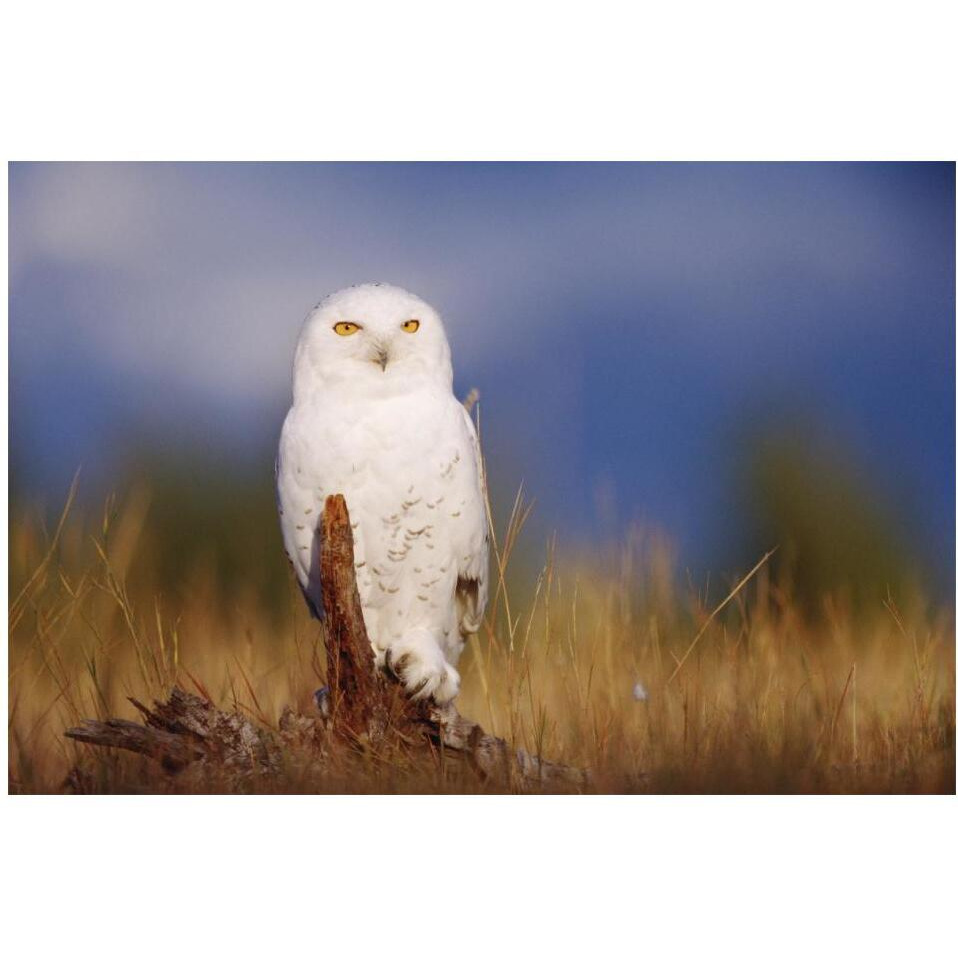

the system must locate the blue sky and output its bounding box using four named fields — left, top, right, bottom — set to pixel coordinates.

left=8, top=162, right=955, bottom=583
